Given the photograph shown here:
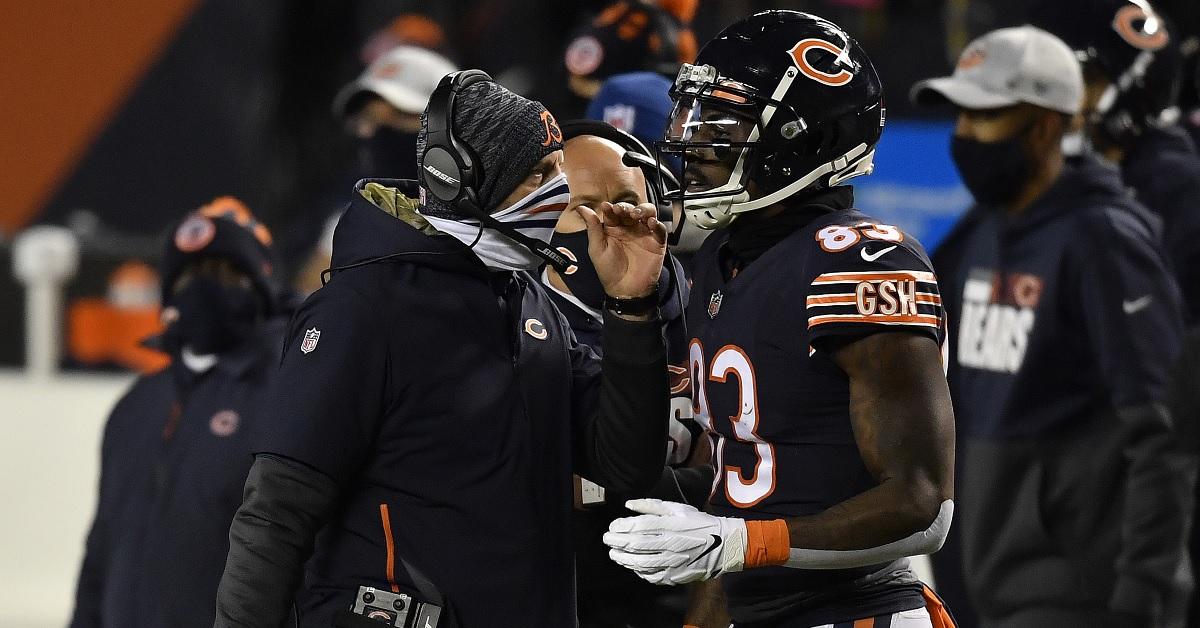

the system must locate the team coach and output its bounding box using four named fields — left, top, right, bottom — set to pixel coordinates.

left=214, top=70, right=669, bottom=628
